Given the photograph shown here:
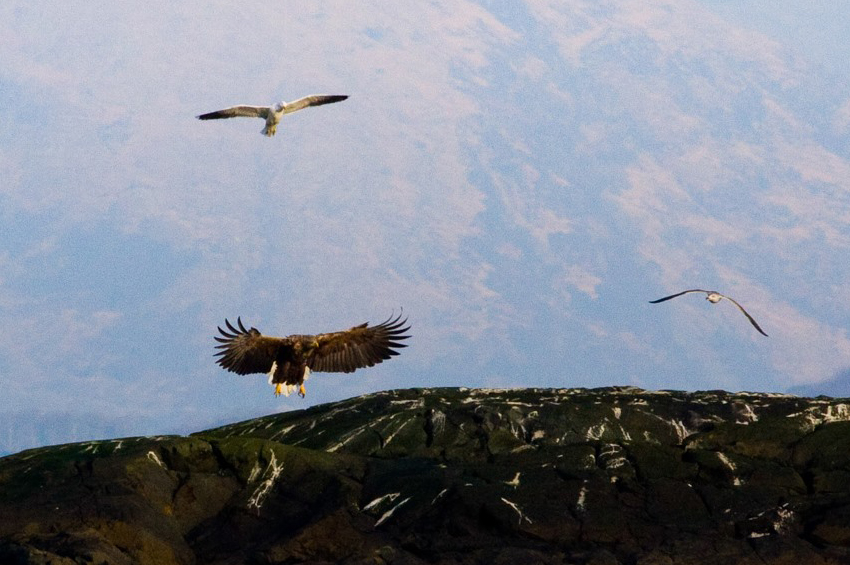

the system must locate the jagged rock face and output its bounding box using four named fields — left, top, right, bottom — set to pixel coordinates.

left=2, top=387, right=850, bottom=564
